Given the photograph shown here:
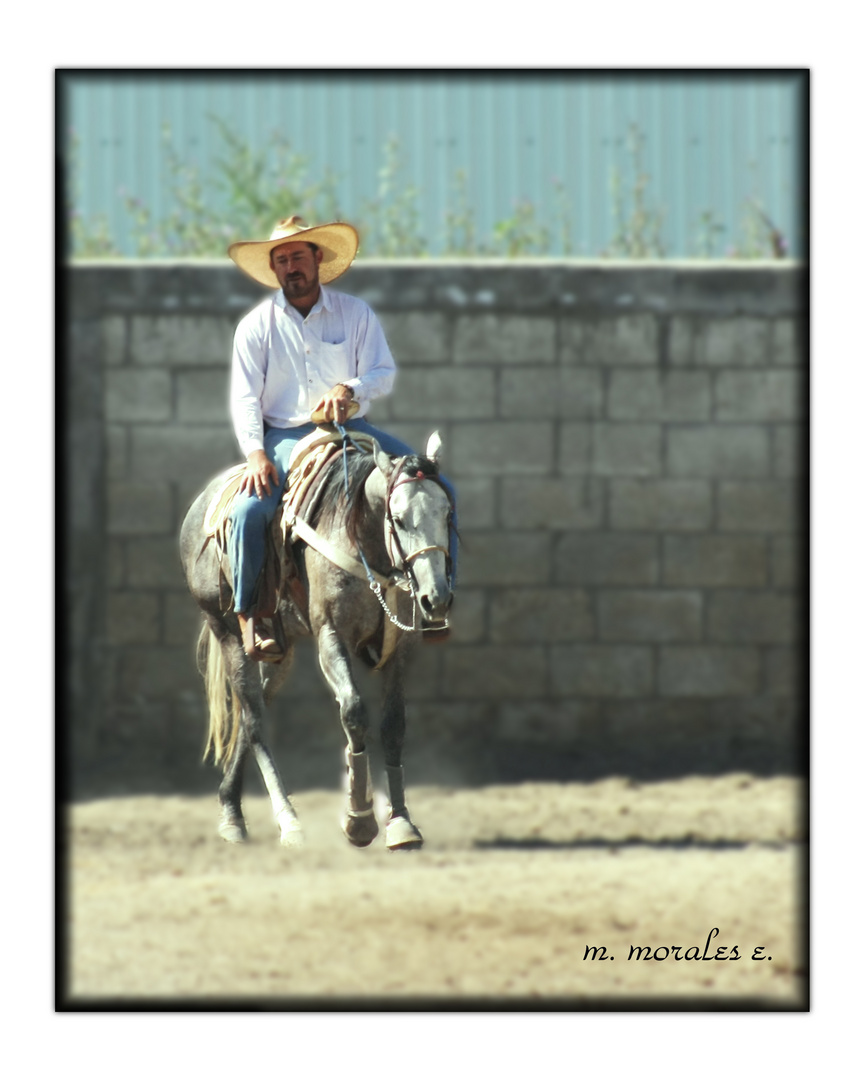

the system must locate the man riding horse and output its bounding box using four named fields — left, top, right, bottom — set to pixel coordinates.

left=225, top=215, right=454, bottom=661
